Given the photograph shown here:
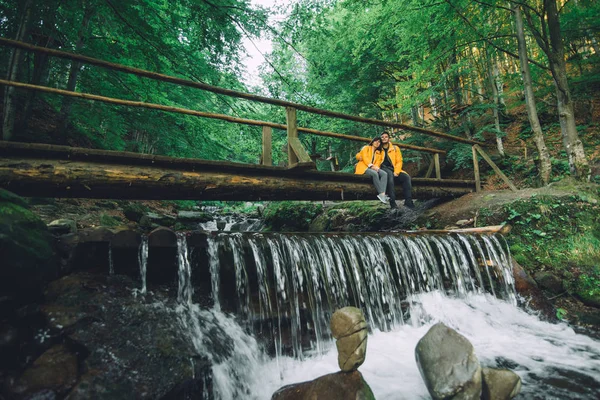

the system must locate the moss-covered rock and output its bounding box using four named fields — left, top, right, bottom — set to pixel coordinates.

left=263, top=201, right=323, bottom=231
left=0, top=189, right=58, bottom=305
